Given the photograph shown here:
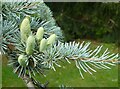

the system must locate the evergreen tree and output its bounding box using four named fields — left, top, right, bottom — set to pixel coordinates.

left=1, top=0, right=119, bottom=88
